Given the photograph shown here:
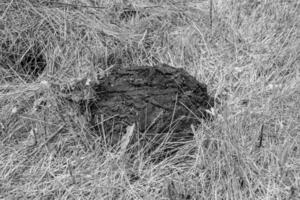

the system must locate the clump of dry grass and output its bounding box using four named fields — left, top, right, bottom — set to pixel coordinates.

left=0, top=0, right=299, bottom=199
